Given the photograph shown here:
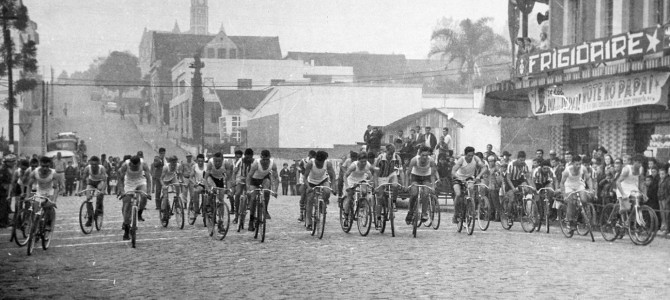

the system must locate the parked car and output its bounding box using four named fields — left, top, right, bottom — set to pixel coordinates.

left=105, top=102, right=119, bottom=113
left=46, top=139, right=78, bottom=153
left=55, top=132, right=78, bottom=142
left=44, top=150, right=79, bottom=168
